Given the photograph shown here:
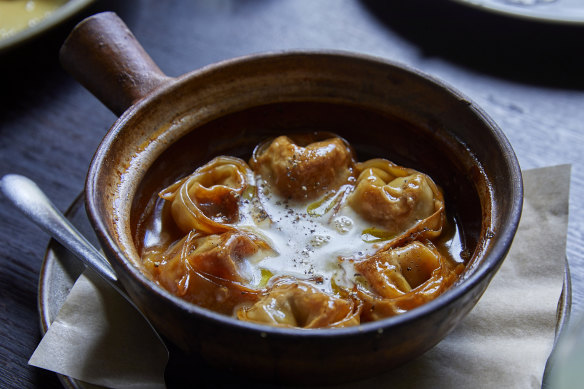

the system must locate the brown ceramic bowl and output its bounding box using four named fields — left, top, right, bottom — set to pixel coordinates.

left=60, top=12, right=522, bottom=384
